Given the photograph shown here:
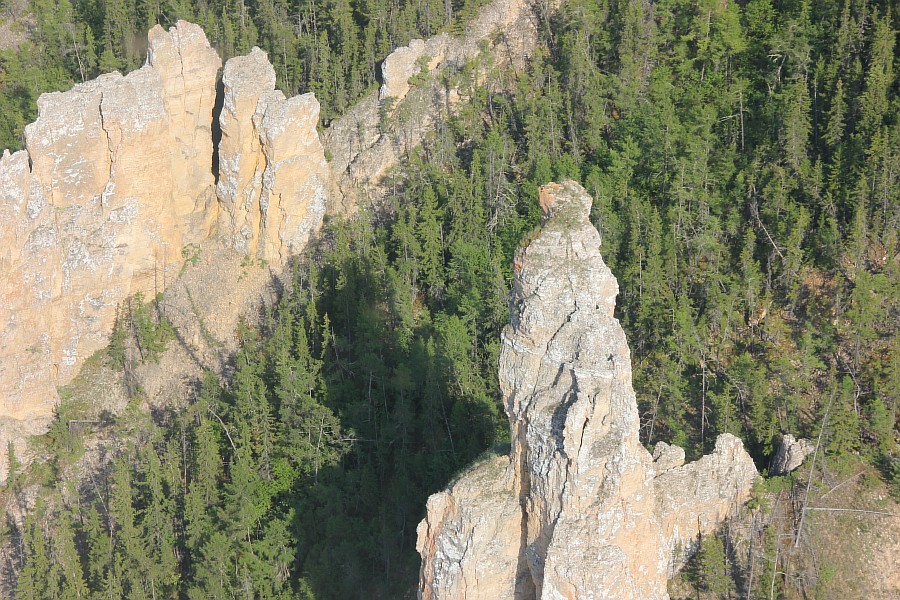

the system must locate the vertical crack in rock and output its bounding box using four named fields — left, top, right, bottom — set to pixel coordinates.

left=97, top=91, right=118, bottom=209
left=0, top=23, right=331, bottom=478
left=417, top=181, right=758, bottom=600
